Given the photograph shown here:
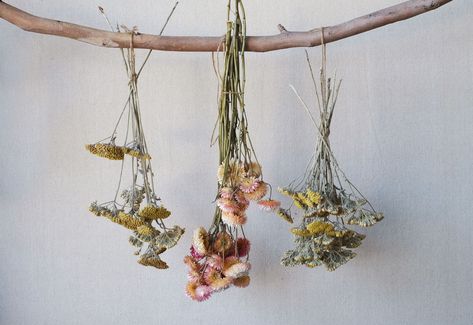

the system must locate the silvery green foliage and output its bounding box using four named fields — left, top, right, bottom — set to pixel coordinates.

left=121, top=187, right=145, bottom=211
left=341, top=231, right=365, bottom=249
left=129, top=236, right=143, bottom=248
left=133, top=230, right=153, bottom=242
left=89, top=201, right=119, bottom=217
left=154, top=226, right=185, bottom=249
left=348, top=210, right=384, bottom=227
left=321, top=249, right=356, bottom=272
left=281, top=50, right=384, bottom=272
left=281, top=241, right=319, bottom=268
left=281, top=225, right=365, bottom=271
